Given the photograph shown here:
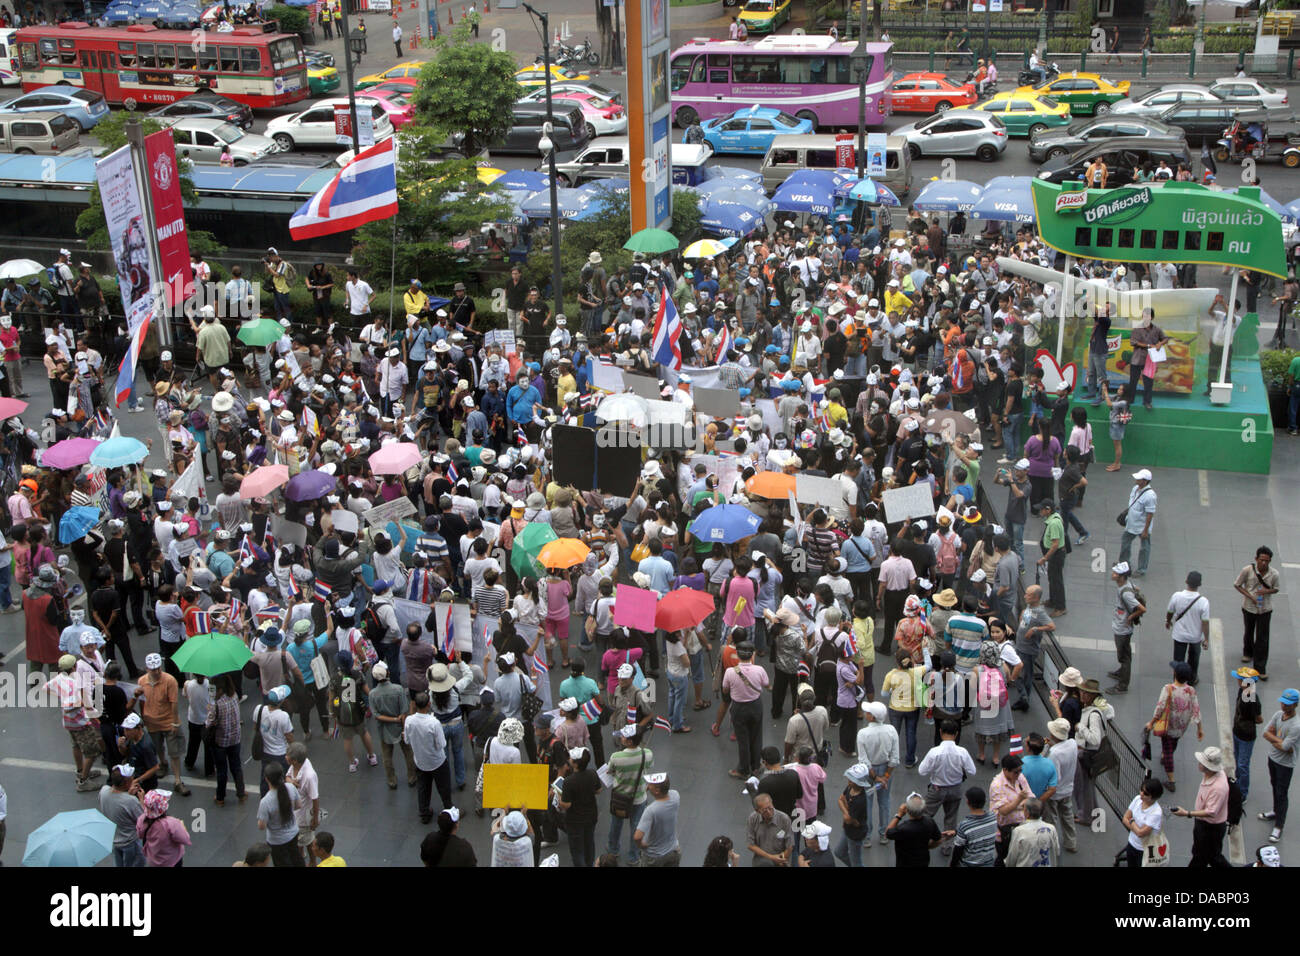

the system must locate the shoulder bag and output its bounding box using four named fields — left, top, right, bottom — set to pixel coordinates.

left=308, top=640, right=331, bottom=689
left=281, top=649, right=304, bottom=714
left=519, top=672, right=544, bottom=722
left=609, top=749, right=646, bottom=819
left=1141, top=828, right=1170, bottom=867
left=1116, top=488, right=1151, bottom=529
left=1151, top=684, right=1172, bottom=736
left=801, top=712, right=831, bottom=767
